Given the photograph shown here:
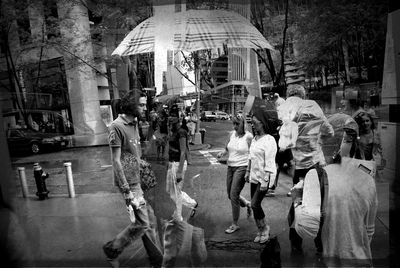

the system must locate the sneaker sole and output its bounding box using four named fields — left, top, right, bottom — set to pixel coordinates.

left=225, top=227, right=240, bottom=234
